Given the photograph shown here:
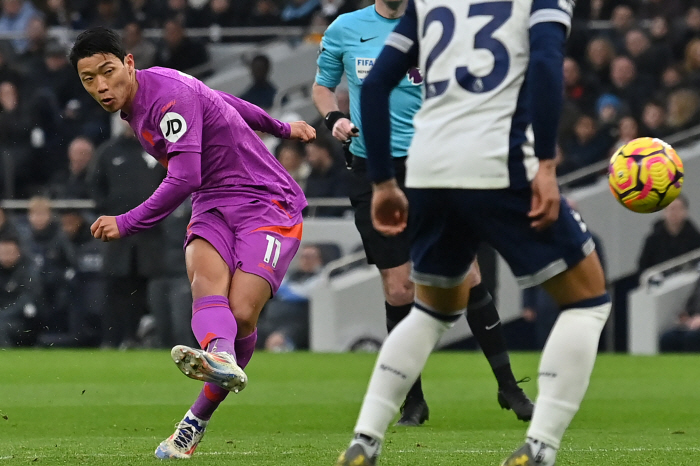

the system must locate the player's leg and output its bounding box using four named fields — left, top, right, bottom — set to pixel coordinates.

left=338, top=188, right=478, bottom=466
left=350, top=156, right=428, bottom=426
left=503, top=252, right=608, bottom=466
left=465, top=261, right=534, bottom=421
left=380, top=262, right=429, bottom=426
left=487, top=195, right=610, bottom=466
left=156, top=236, right=240, bottom=460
